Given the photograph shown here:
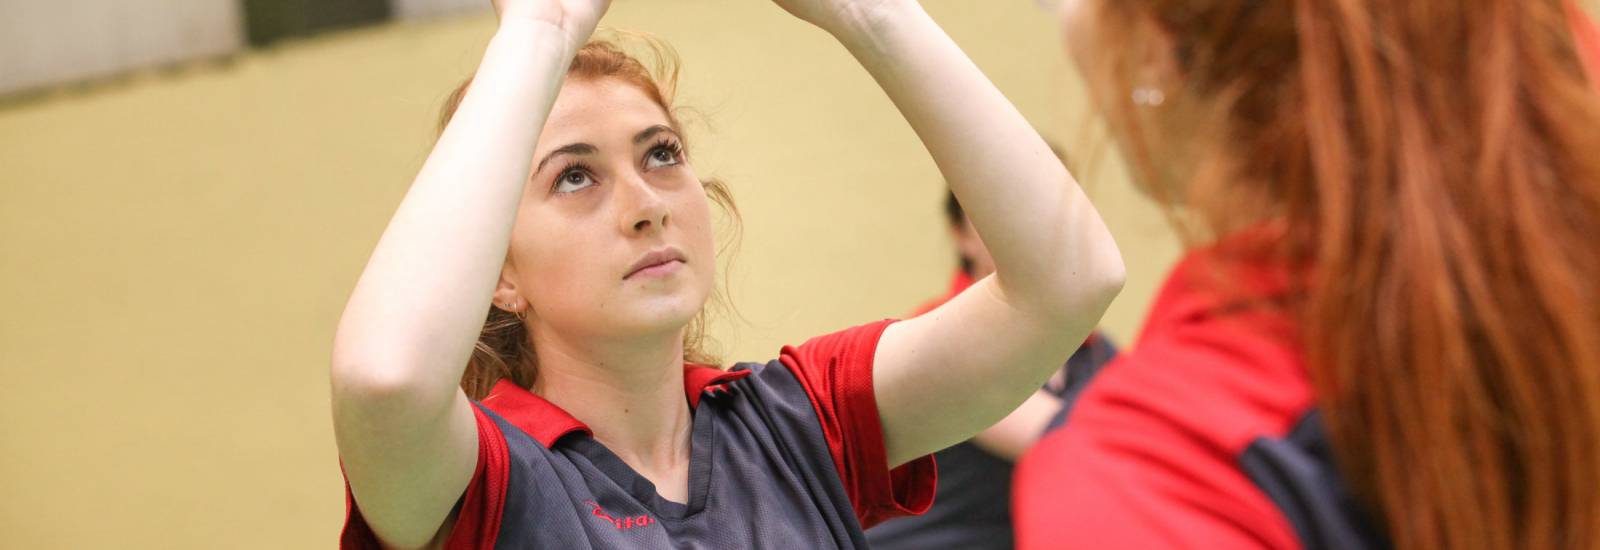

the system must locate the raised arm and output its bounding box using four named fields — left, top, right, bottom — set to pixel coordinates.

left=329, top=2, right=606, bottom=547
left=771, top=0, right=1124, bottom=466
